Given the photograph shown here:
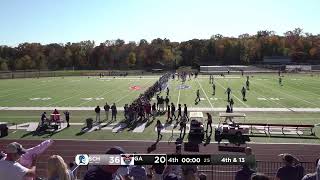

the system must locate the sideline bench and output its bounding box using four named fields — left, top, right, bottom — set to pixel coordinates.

left=237, top=123, right=315, bottom=136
